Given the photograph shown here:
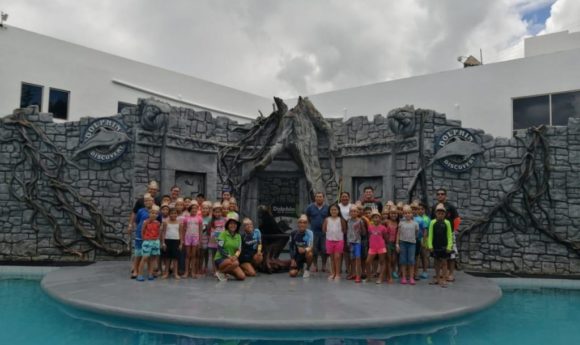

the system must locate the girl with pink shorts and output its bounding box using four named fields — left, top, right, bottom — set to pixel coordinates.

left=366, top=209, right=389, bottom=284
left=323, top=204, right=347, bottom=280
left=181, top=202, right=203, bottom=278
